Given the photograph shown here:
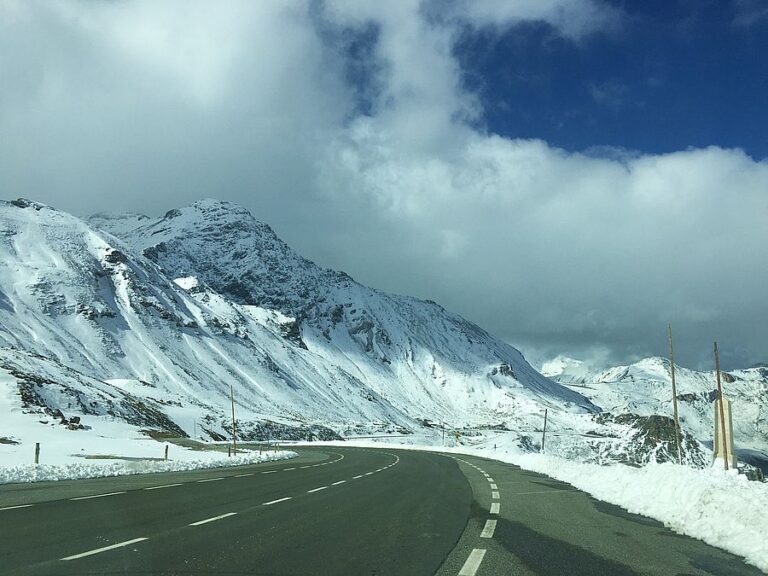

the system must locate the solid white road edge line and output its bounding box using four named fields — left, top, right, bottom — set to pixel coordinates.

left=189, top=512, right=237, bottom=526
left=263, top=497, right=291, bottom=505
left=0, top=504, right=33, bottom=511
left=458, top=548, right=487, bottom=576
left=71, top=491, right=126, bottom=501
left=61, top=537, right=148, bottom=561
left=144, top=483, right=183, bottom=491
left=490, top=502, right=500, bottom=514
left=480, top=519, right=497, bottom=538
